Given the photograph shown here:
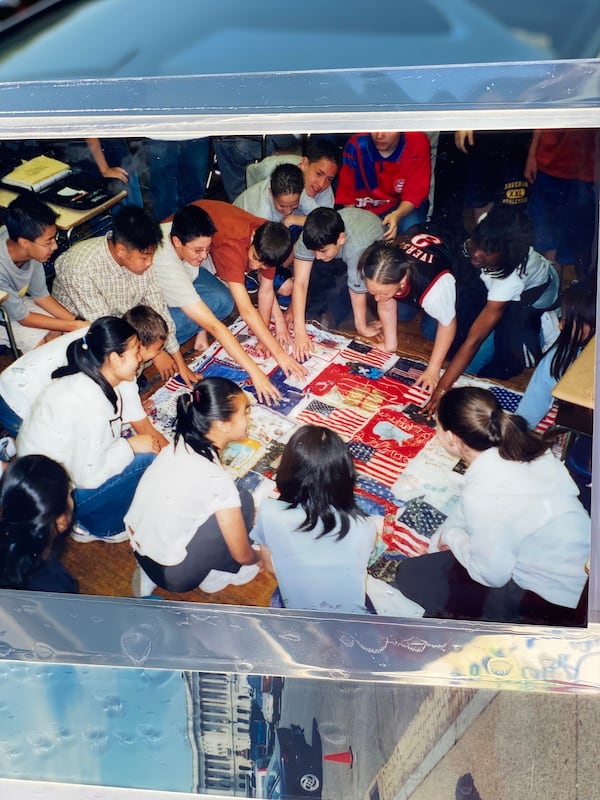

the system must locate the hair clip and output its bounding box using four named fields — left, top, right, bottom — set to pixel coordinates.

left=81, top=336, right=88, bottom=351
